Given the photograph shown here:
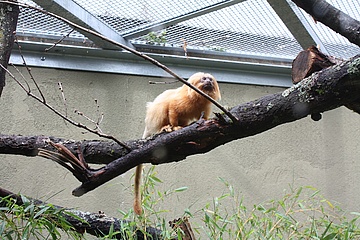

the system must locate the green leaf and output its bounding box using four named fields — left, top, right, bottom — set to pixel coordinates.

left=20, top=195, right=30, bottom=205
left=174, top=187, right=188, bottom=192
left=256, top=204, right=265, bottom=211
left=34, top=206, right=50, bottom=219
left=320, top=221, right=333, bottom=239
left=321, top=233, right=337, bottom=240
left=0, top=220, right=5, bottom=235
left=218, top=193, right=230, bottom=200
left=296, top=186, right=303, bottom=197
left=310, top=190, right=320, bottom=198
left=184, top=208, right=193, bottom=217
left=350, top=212, right=360, bottom=216
left=150, top=175, right=163, bottom=183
